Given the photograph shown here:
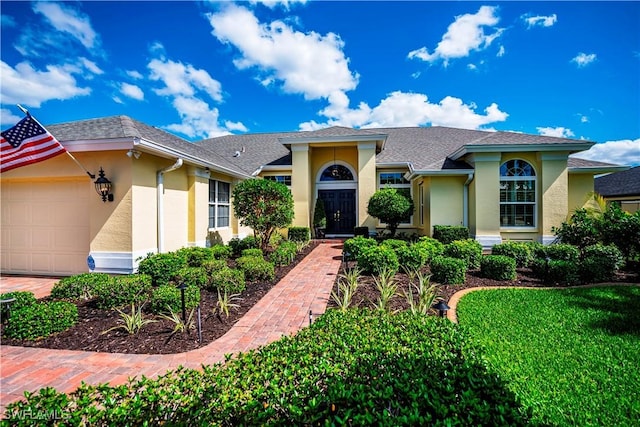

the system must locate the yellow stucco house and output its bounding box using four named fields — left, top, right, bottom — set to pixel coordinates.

left=0, top=115, right=623, bottom=276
